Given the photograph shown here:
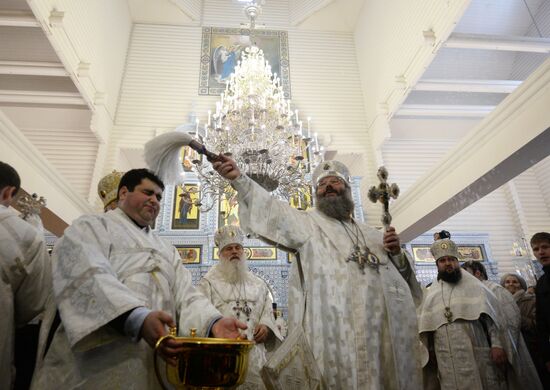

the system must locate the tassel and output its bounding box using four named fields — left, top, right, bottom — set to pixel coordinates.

left=144, top=131, right=194, bottom=185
